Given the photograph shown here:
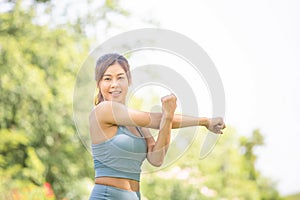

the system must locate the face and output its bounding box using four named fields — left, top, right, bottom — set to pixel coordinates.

left=98, top=63, right=129, bottom=104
